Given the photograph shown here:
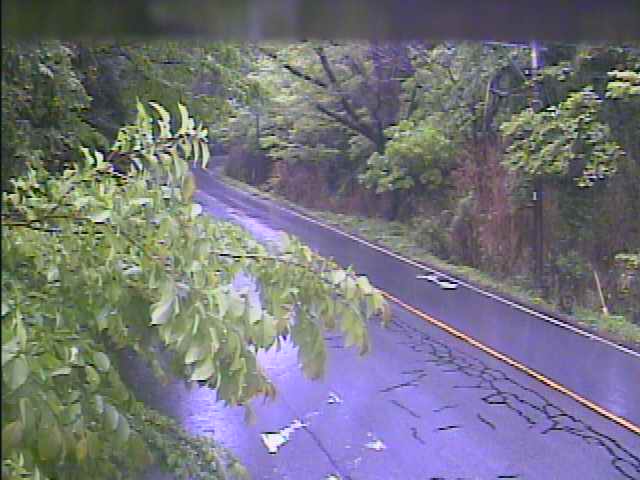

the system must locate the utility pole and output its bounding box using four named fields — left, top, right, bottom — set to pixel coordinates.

left=531, top=41, right=545, bottom=291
